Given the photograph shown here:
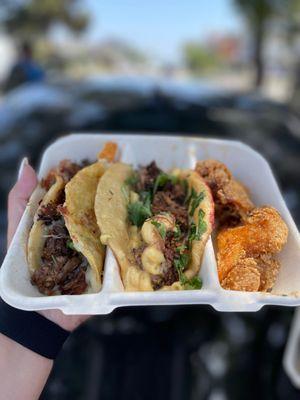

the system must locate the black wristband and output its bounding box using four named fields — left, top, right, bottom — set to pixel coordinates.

left=0, top=298, right=70, bottom=359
